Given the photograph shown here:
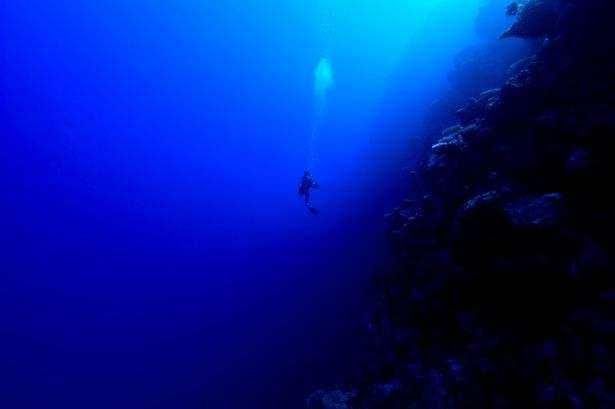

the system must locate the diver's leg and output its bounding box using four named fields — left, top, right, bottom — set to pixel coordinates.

left=307, top=205, right=319, bottom=215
